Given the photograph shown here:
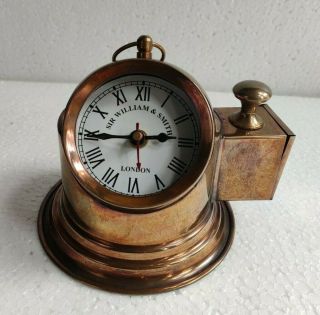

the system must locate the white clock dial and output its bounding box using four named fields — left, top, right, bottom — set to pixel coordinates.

left=76, top=75, right=200, bottom=196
